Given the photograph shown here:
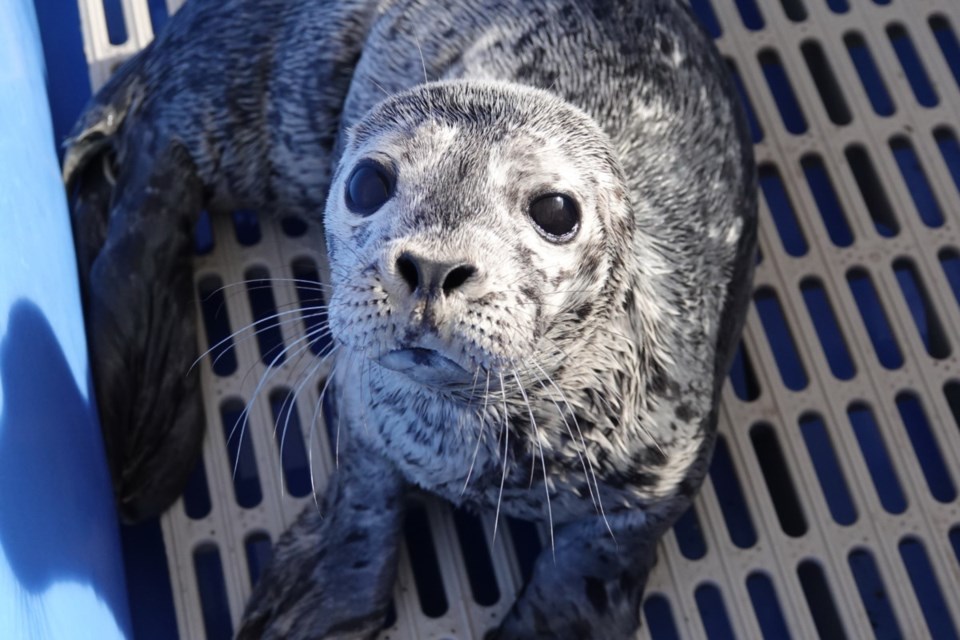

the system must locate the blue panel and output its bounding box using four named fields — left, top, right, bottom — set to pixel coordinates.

left=690, top=0, right=722, bottom=38
left=269, top=389, right=313, bottom=498
left=802, top=155, right=854, bottom=247
left=452, top=508, right=500, bottom=606
left=246, top=268, right=287, bottom=365
left=939, top=250, right=960, bottom=308
left=221, top=401, right=263, bottom=509
left=194, top=546, right=233, bottom=640
left=847, top=403, right=907, bottom=514
left=120, top=520, right=179, bottom=640
left=890, top=138, right=944, bottom=228
left=934, top=128, right=960, bottom=196
left=710, top=436, right=758, bottom=549
left=899, top=538, right=959, bottom=640
left=895, top=393, right=956, bottom=502
left=0, top=0, right=131, bottom=636
left=826, top=0, right=849, bottom=14
left=846, top=145, right=899, bottom=237
left=751, top=423, right=807, bottom=536
left=232, top=209, right=262, bottom=246
left=102, top=0, right=127, bottom=44
left=673, top=505, right=708, bottom=560
left=801, top=278, right=856, bottom=380
left=930, top=16, right=960, bottom=91
left=848, top=549, right=902, bottom=640
left=800, top=414, right=857, bottom=526
left=244, top=533, right=272, bottom=587
left=727, top=59, right=765, bottom=143
left=760, top=51, right=808, bottom=134
left=746, top=572, right=792, bottom=639
left=846, top=269, right=903, bottom=370
left=798, top=560, right=847, bottom=640
left=888, top=25, right=939, bottom=107
left=729, top=340, right=761, bottom=401
left=696, top=584, right=736, bottom=640
left=644, top=595, right=681, bottom=640
left=198, top=276, right=239, bottom=376
left=754, top=288, right=809, bottom=391
left=892, top=260, right=950, bottom=359
left=182, top=457, right=213, bottom=520
left=759, top=164, right=808, bottom=256
left=735, top=0, right=764, bottom=31
left=147, top=0, right=169, bottom=33
left=845, top=33, right=896, bottom=117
